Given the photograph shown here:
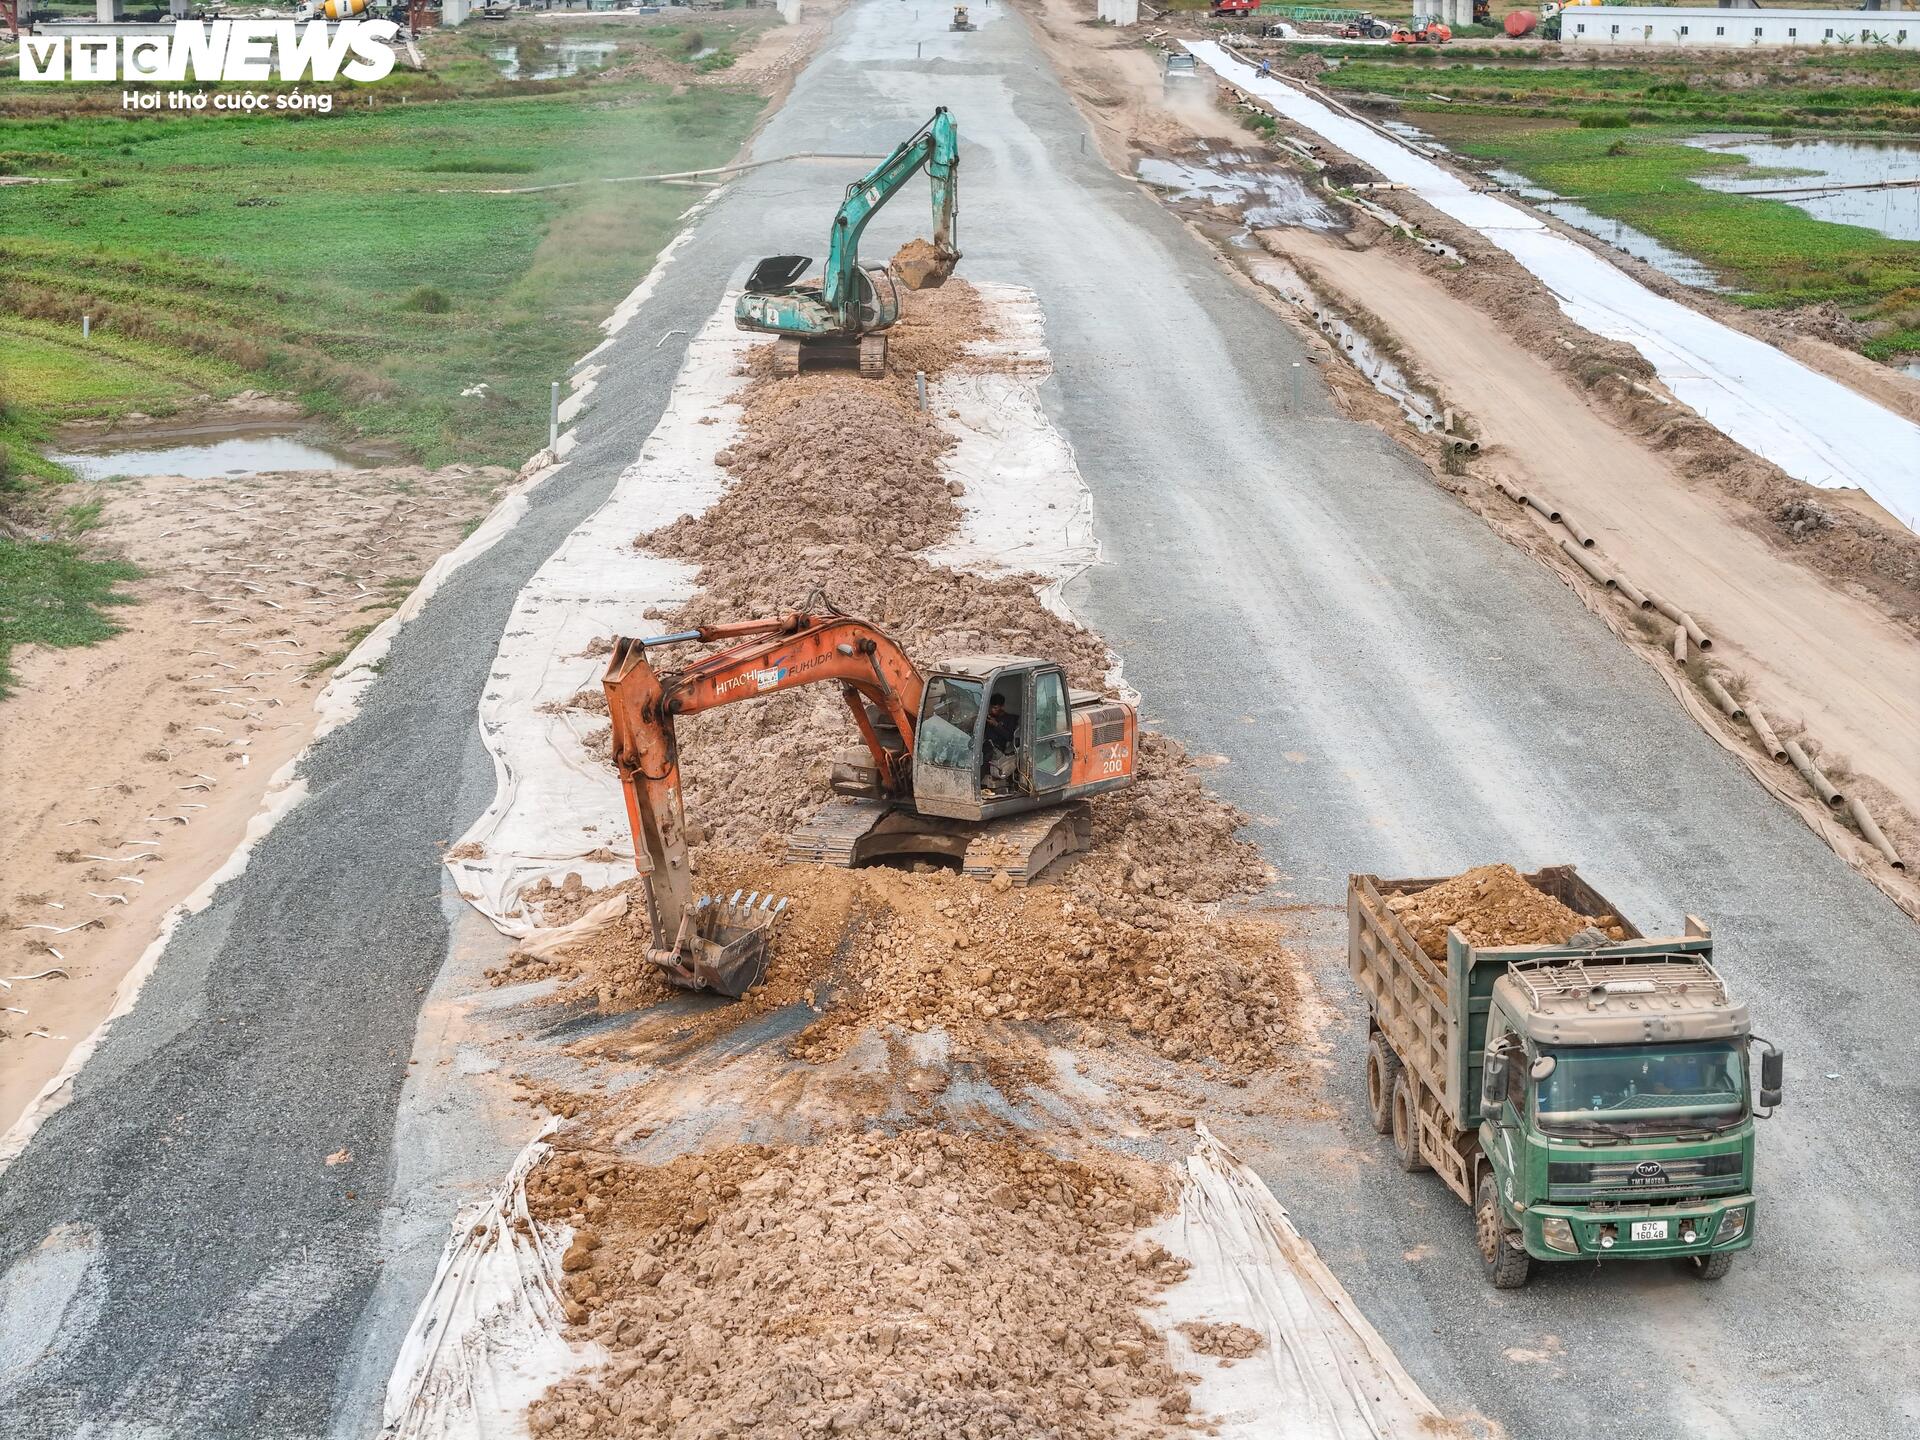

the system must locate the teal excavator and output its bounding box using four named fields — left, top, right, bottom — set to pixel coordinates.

left=734, top=109, right=960, bottom=378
